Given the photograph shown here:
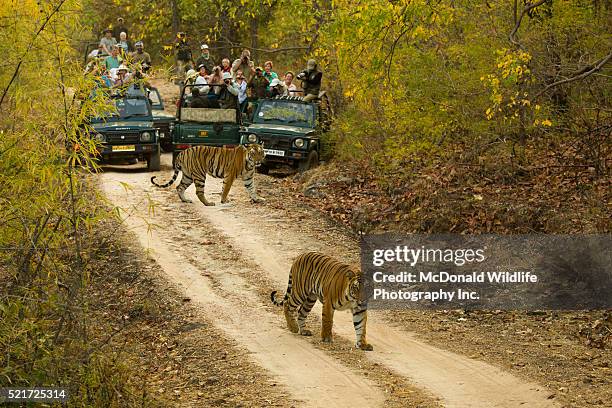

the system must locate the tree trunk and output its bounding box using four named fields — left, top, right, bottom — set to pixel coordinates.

left=170, top=0, right=180, bottom=34
left=250, top=16, right=258, bottom=62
